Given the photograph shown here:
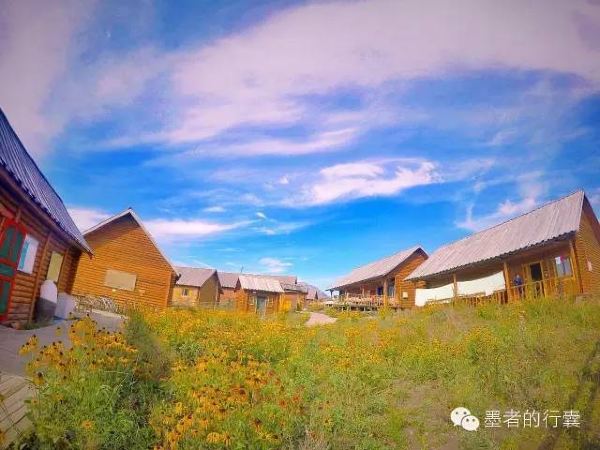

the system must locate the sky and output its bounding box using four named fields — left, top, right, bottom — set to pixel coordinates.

left=1, top=0, right=600, bottom=289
